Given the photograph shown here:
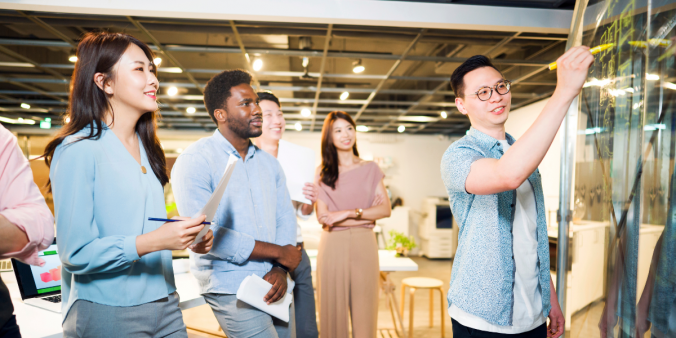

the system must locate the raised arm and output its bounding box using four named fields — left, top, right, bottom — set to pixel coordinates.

left=317, top=178, right=391, bottom=228
left=465, top=46, right=593, bottom=195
